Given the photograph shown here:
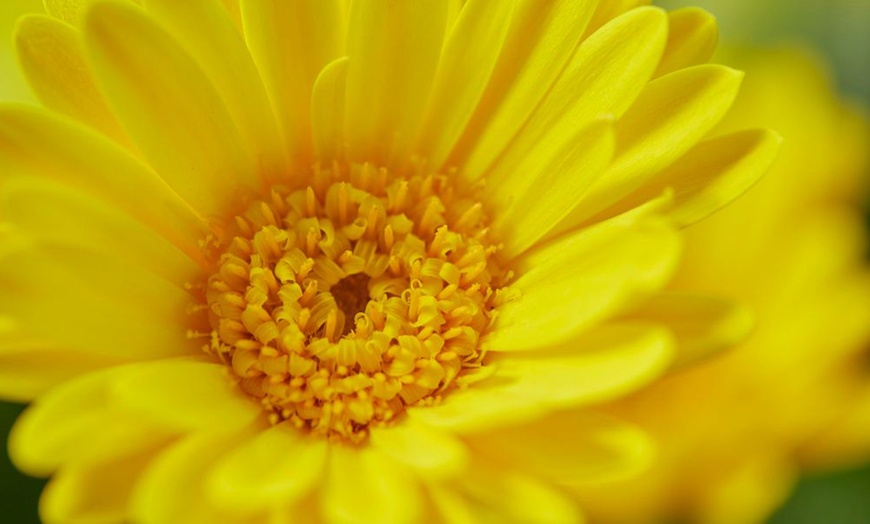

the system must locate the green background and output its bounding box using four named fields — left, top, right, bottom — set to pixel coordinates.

left=1, top=0, right=869, bottom=522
